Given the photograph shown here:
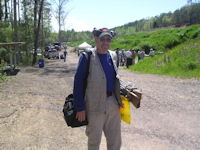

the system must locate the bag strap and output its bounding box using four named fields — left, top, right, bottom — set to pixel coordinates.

left=83, top=50, right=92, bottom=97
